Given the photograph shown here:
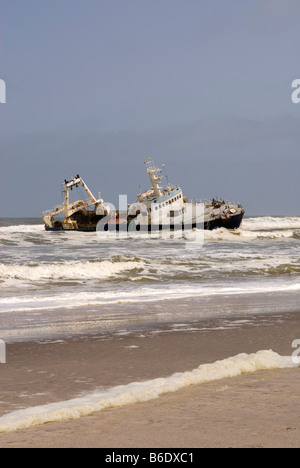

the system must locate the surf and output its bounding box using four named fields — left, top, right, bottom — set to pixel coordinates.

left=0, top=350, right=297, bottom=434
